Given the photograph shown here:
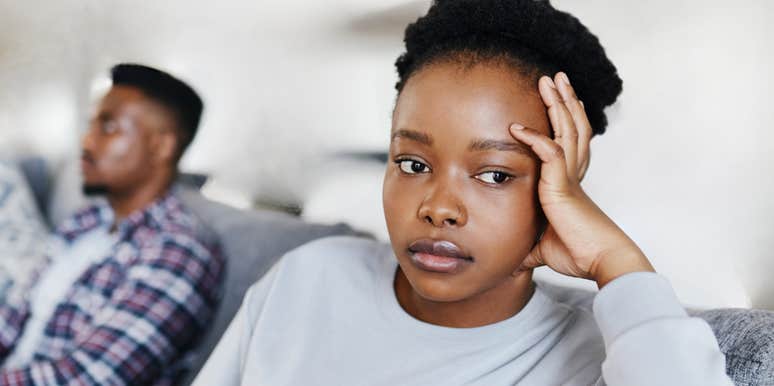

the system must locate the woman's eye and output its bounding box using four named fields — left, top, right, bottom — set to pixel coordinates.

left=397, top=159, right=430, bottom=174
left=475, top=171, right=512, bottom=184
